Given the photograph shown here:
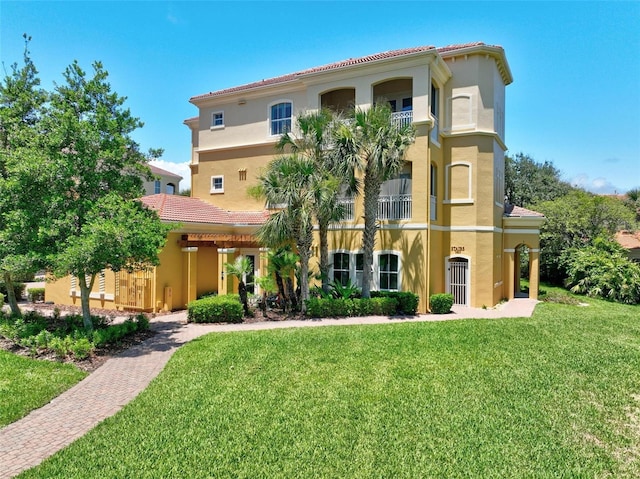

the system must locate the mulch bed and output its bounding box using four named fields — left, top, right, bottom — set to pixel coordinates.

left=2, top=303, right=304, bottom=372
